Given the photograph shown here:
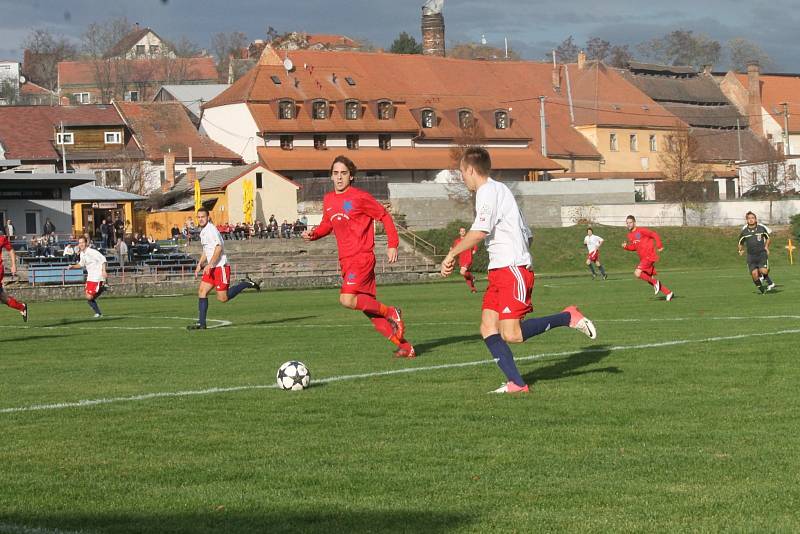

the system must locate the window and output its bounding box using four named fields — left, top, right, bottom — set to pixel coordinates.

left=136, top=44, right=145, bottom=56
left=345, top=100, right=359, bottom=120
left=629, top=134, right=638, bottom=152
left=278, top=100, right=294, bottom=120
left=313, top=135, right=327, bottom=150
left=56, top=132, right=74, bottom=145
left=149, top=45, right=160, bottom=55
left=421, top=109, right=435, bottom=128
left=789, top=164, right=797, bottom=178
left=379, top=134, right=391, bottom=150
left=312, top=100, right=328, bottom=119
left=256, top=172, right=263, bottom=189
left=458, top=109, right=473, bottom=129
left=125, top=90, right=139, bottom=102
left=345, top=76, right=356, bottom=86
left=346, top=134, right=359, bottom=150
left=104, top=131, right=122, bottom=144
left=649, top=134, right=657, bottom=152
left=609, top=133, right=618, bottom=151
left=377, top=101, right=392, bottom=120
left=280, top=135, right=293, bottom=150
left=495, top=110, right=508, bottom=129
left=270, top=75, right=281, bottom=85
left=104, top=169, right=122, bottom=187
left=279, top=100, right=294, bottom=119
left=74, top=92, right=90, bottom=104
left=25, top=211, right=40, bottom=235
